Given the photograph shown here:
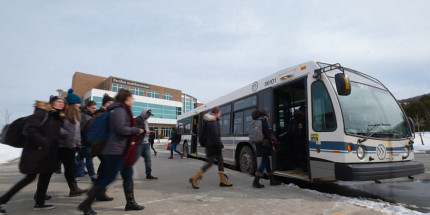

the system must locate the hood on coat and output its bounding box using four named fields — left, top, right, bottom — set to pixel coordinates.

left=140, top=108, right=153, bottom=119
left=35, top=101, right=55, bottom=112
left=203, top=113, right=217, bottom=122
